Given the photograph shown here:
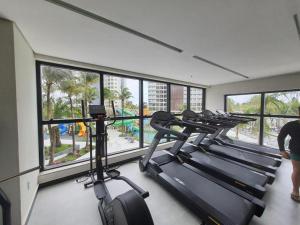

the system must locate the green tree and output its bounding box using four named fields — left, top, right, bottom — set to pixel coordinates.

left=118, top=87, right=132, bottom=134
left=53, top=98, right=69, bottom=118
left=265, top=93, right=286, bottom=115
left=104, top=87, right=118, bottom=112
left=42, top=66, right=66, bottom=164
left=79, top=72, right=99, bottom=151
left=227, top=98, right=235, bottom=113
left=59, top=73, right=81, bottom=155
